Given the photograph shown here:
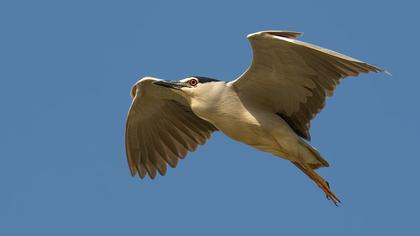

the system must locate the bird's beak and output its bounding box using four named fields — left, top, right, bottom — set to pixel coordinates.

left=153, top=80, right=188, bottom=90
